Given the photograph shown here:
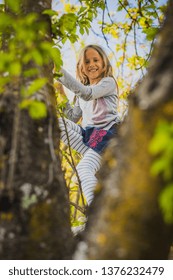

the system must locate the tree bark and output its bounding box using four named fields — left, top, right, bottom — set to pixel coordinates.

left=0, top=0, right=74, bottom=259
left=74, top=0, right=173, bottom=260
